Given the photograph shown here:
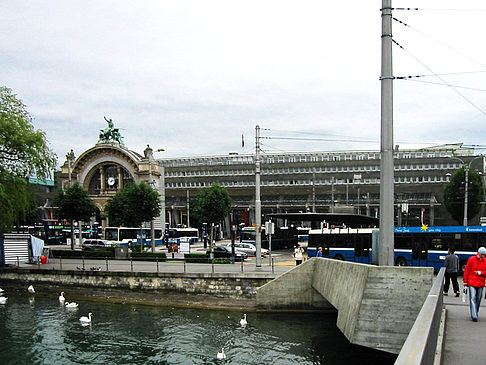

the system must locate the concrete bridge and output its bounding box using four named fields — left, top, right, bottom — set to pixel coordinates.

left=256, top=258, right=434, bottom=354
